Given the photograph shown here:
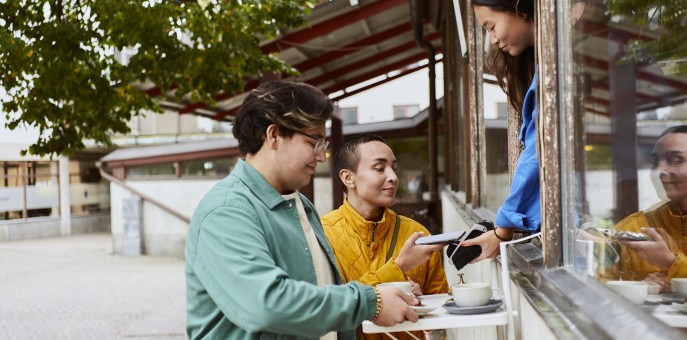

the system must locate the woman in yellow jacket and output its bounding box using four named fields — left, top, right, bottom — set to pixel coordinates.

left=602, top=126, right=687, bottom=291
left=322, top=134, right=448, bottom=340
